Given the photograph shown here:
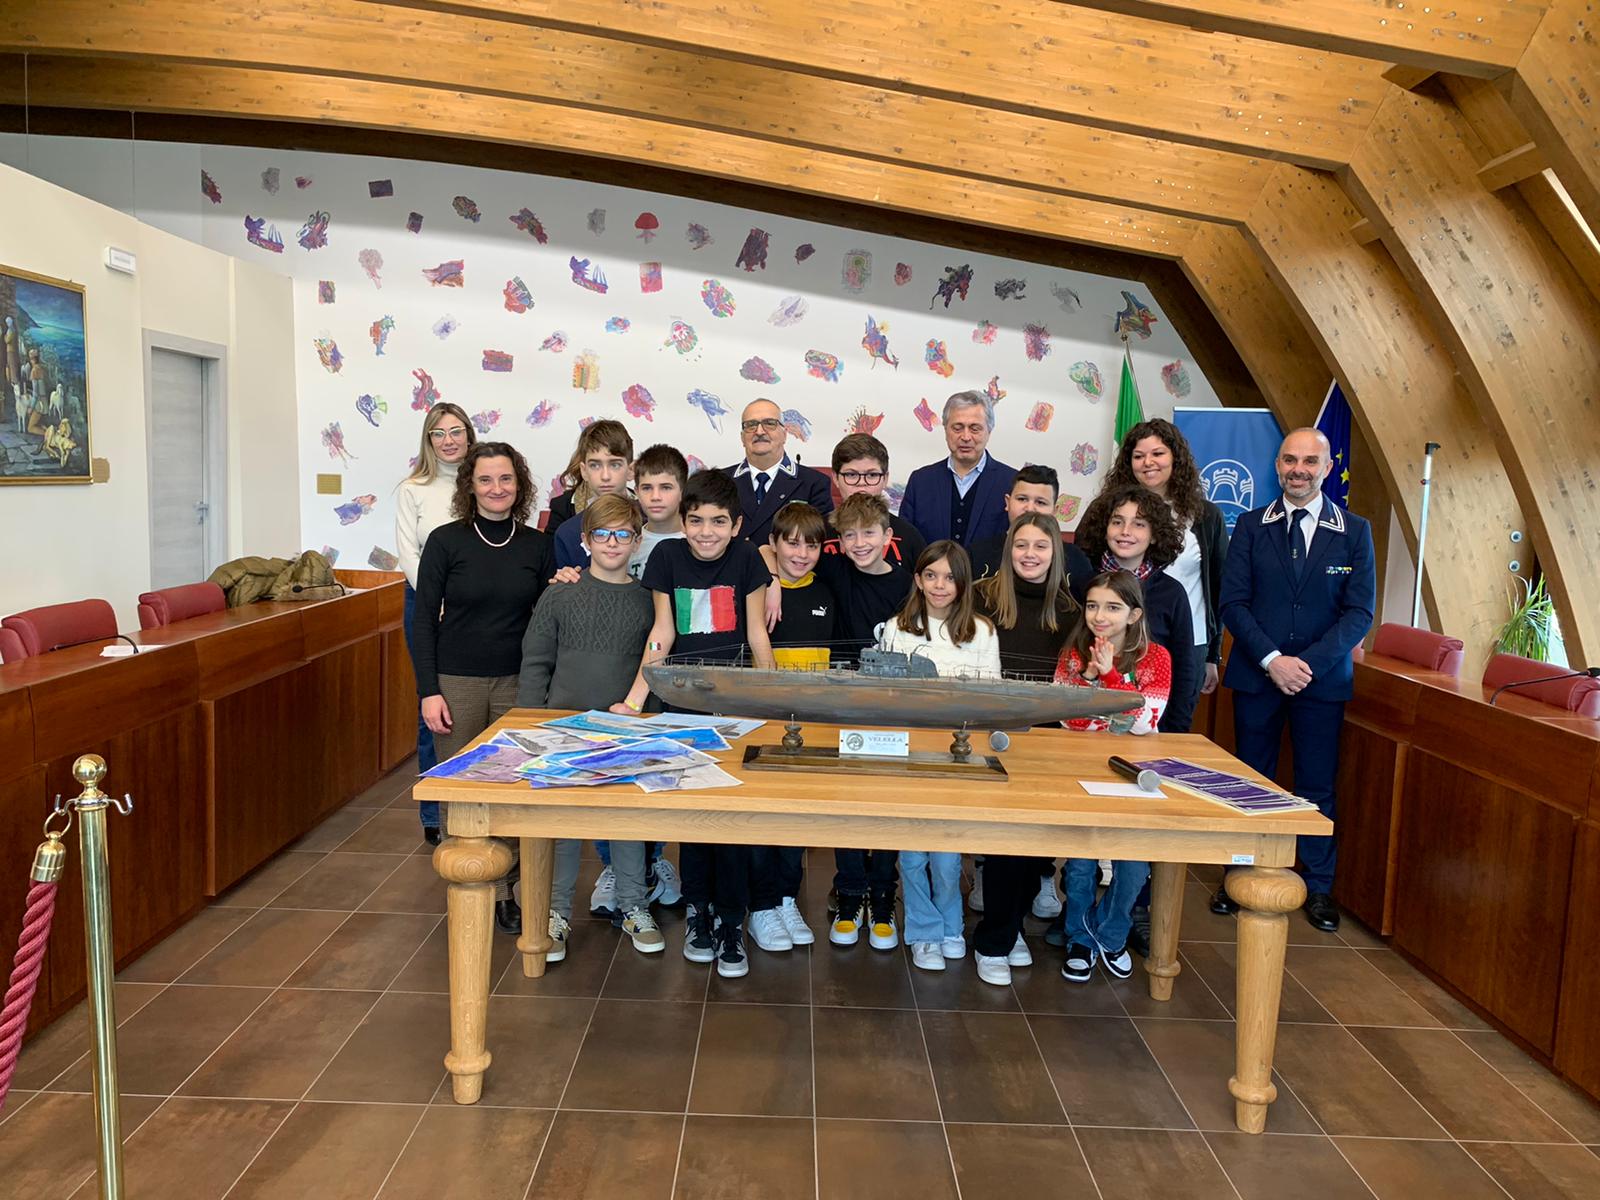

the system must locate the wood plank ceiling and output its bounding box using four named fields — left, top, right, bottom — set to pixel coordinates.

left=0, top=0, right=1594, bottom=668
